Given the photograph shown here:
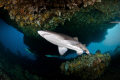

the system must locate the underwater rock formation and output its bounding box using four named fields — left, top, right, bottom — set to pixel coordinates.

left=60, top=50, right=111, bottom=80
left=0, top=0, right=118, bottom=43
left=0, top=42, right=44, bottom=80
left=0, top=63, right=11, bottom=80
left=0, top=0, right=101, bottom=29
left=0, top=0, right=102, bottom=38
left=0, top=0, right=119, bottom=42
left=0, top=0, right=119, bottom=57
